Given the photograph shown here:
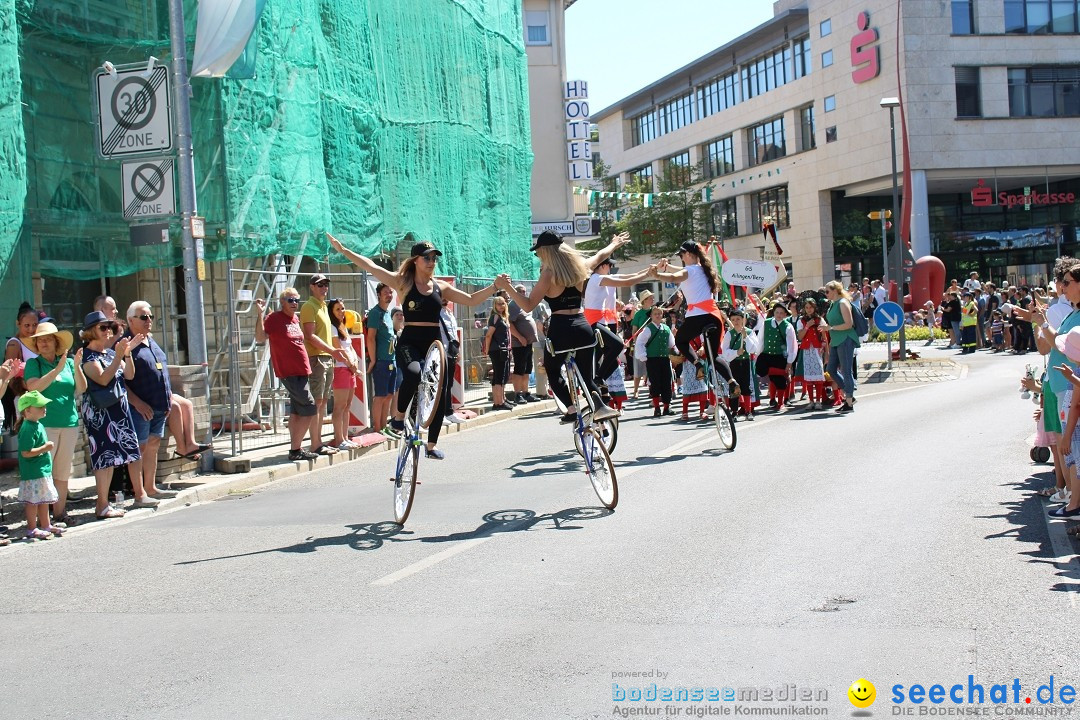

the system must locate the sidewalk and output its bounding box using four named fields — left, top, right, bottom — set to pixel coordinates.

left=0, top=398, right=557, bottom=542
